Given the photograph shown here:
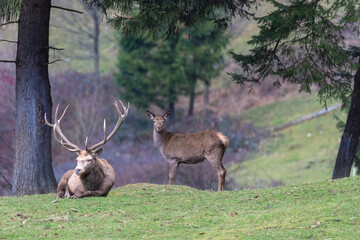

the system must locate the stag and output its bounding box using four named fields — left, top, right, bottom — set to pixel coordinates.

left=45, top=100, right=129, bottom=198
left=146, top=110, right=229, bottom=191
